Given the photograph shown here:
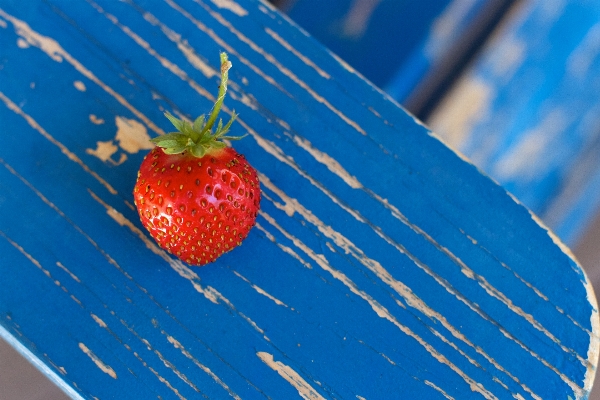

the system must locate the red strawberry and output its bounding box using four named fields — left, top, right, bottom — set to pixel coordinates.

left=133, top=53, right=260, bottom=266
